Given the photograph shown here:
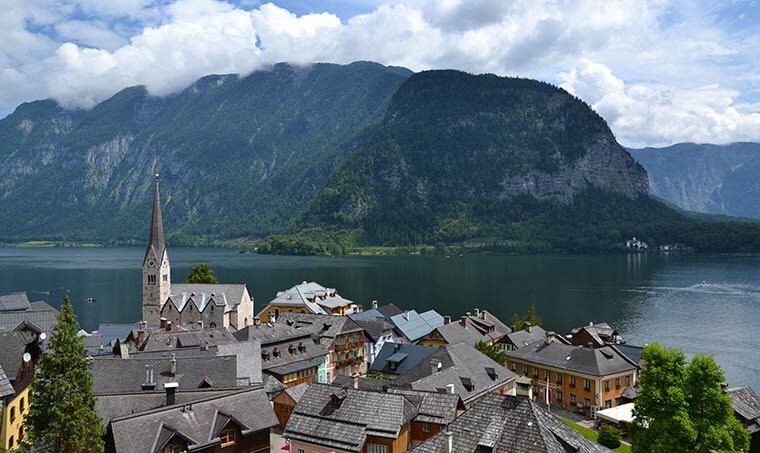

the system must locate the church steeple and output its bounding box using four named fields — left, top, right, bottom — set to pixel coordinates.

left=144, top=173, right=166, bottom=265
left=142, top=173, right=171, bottom=325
